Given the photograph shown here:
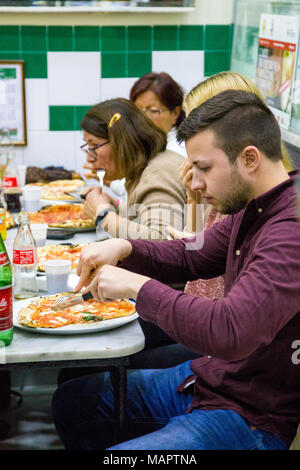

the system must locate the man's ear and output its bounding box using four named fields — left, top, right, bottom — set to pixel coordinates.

left=239, top=146, right=261, bottom=173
